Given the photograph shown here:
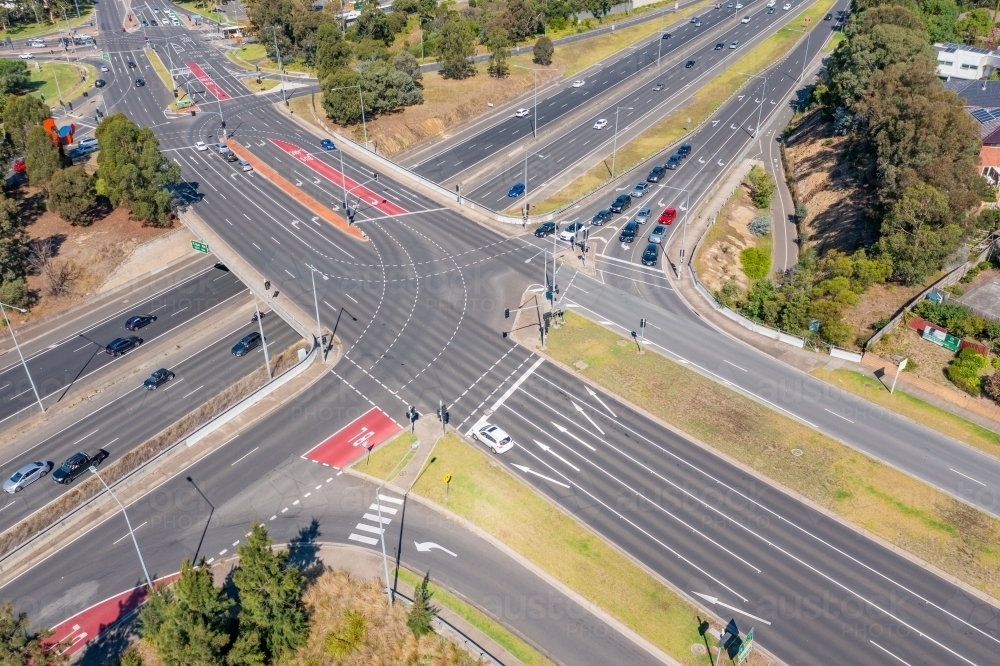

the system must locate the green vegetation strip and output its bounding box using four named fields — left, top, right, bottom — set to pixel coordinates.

left=542, top=311, right=1000, bottom=597
left=813, top=368, right=1000, bottom=459
left=23, top=61, right=94, bottom=107
left=145, top=47, right=174, bottom=92
left=413, top=434, right=707, bottom=665
left=352, top=431, right=418, bottom=480
left=535, top=0, right=838, bottom=213
left=394, top=567, right=555, bottom=666
left=0, top=9, right=93, bottom=41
